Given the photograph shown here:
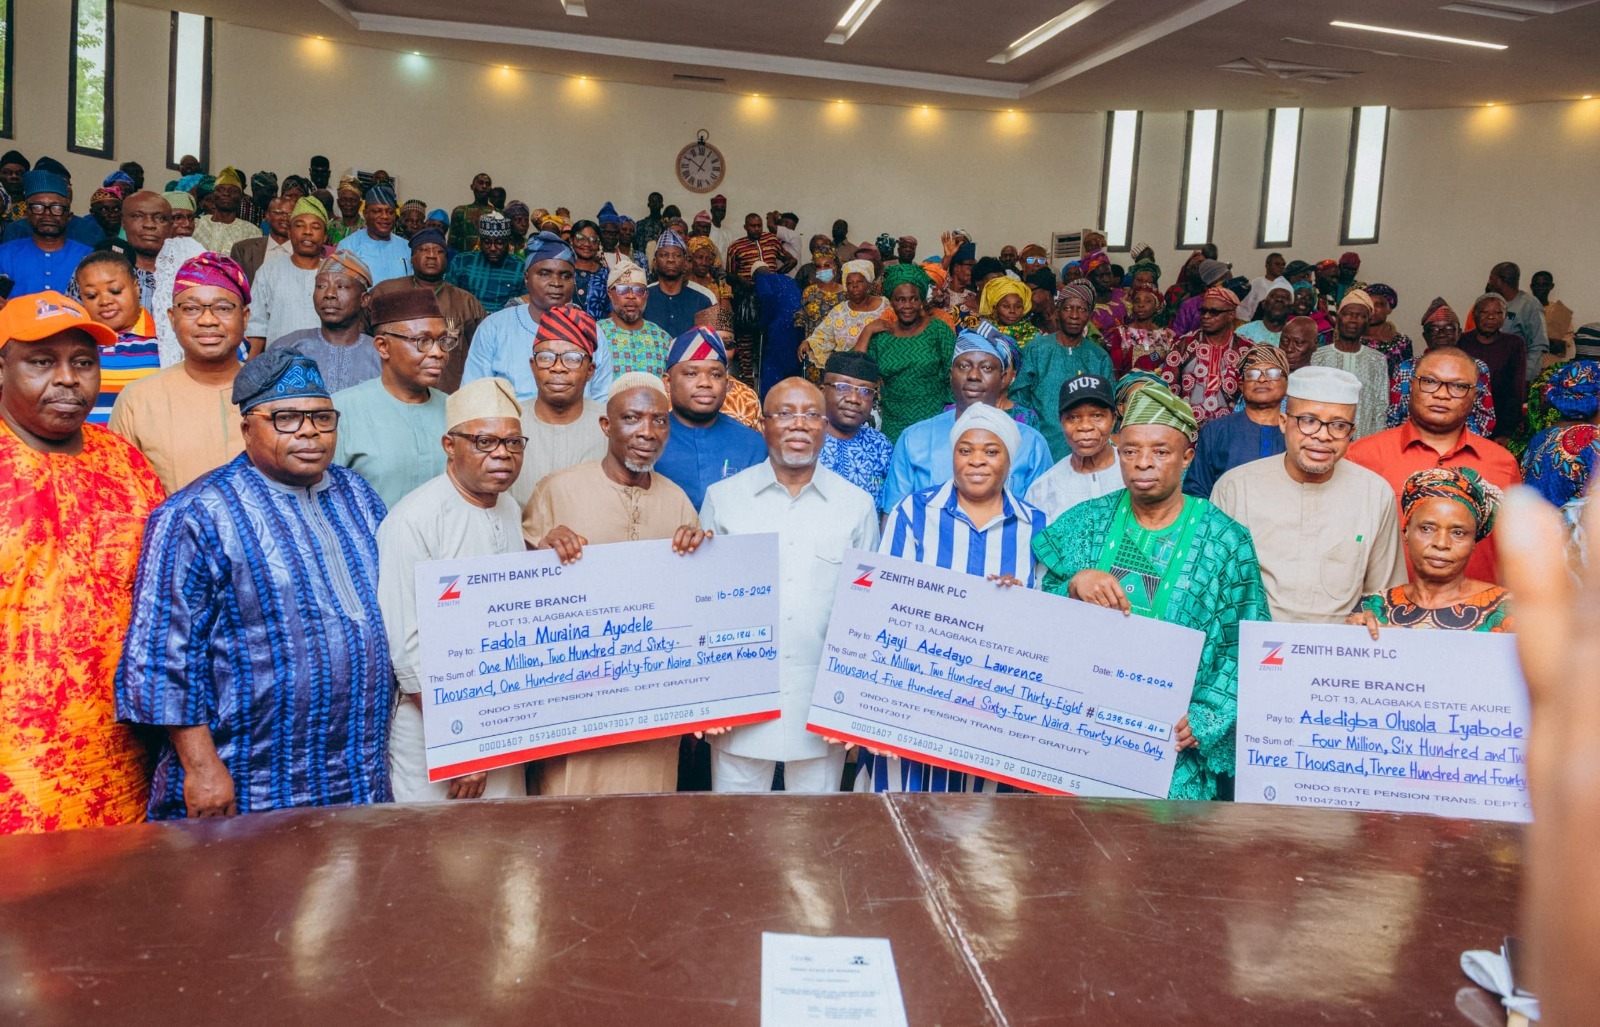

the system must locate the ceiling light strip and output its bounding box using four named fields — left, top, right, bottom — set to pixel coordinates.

left=989, top=0, right=1118, bottom=64
left=826, top=0, right=883, bottom=44
left=1020, top=0, right=1248, bottom=96
left=350, top=11, right=1025, bottom=98
left=1328, top=20, right=1507, bottom=50
left=560, top=0, right=588, bottom=16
